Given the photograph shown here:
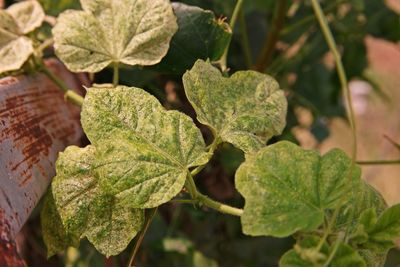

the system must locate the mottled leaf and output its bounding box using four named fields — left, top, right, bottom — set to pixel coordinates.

left=0, top=10, right=34, bottom=73
left=153, top=3, right=231, bottom=74
left=7, top=0, right=45, bottom=34
left=81, top=86, right=209, bottom=208
left=183, top=60, right=287, bottom=154
left=53, top=0, right=178, bottom=73
left=50, top=145, right=144, bottom=256
left=41, top=189, right=79, bottom=258
left=235, top=141, right=360, bottom=237
left=84, top=195, right=144, bottom=257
